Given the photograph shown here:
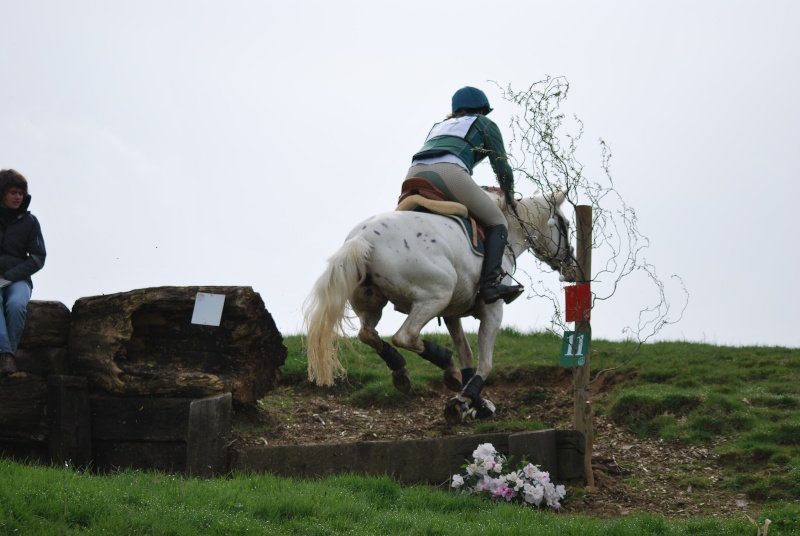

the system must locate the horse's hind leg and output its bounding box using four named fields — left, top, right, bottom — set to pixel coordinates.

left=352, top=281, right=411, bottom=393
left=391, top=300, right=462, bottom=391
